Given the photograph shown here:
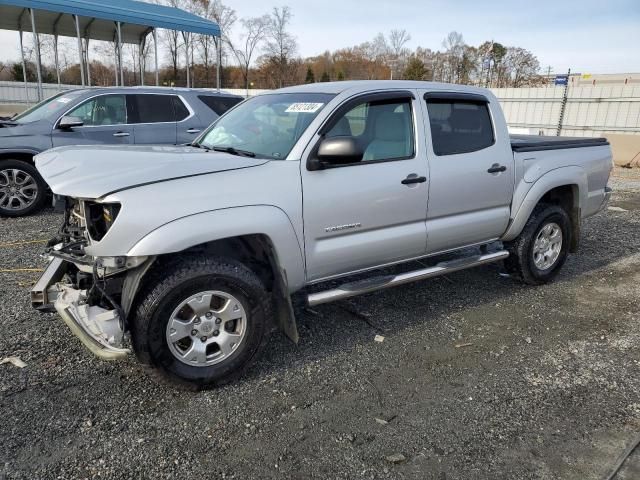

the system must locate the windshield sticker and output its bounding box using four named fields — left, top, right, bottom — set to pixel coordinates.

left=285, top=102, right=324, bottom=113
left=56, top=97, right=73, bottom=104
